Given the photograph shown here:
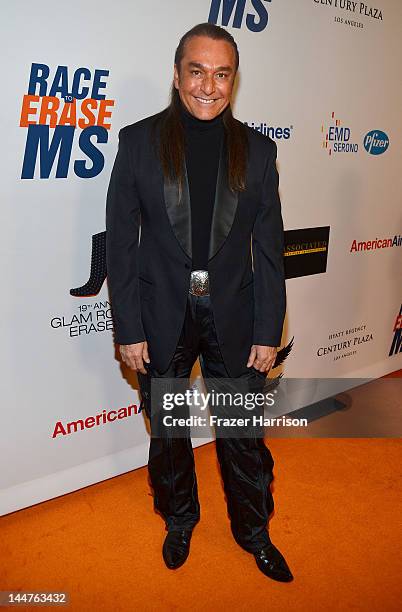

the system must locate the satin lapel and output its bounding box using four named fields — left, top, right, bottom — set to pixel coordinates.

left=163, top=164, right=192, bottom=259
left=208, top=139, right=239, bottom=260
